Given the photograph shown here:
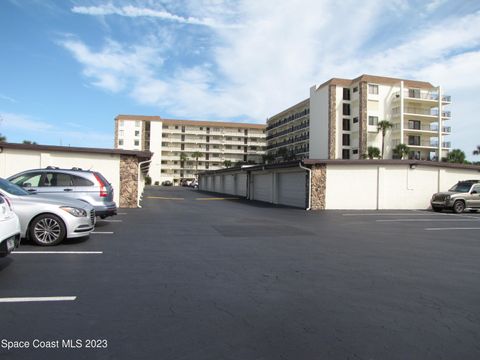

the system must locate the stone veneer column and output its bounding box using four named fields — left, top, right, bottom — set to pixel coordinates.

left=120, top=155, right=139, bottom=208
left=328, top=85, right=336, bottom=159
left=358, top=81, right=368, bottom=157
left=310, top=164, right=327, bottom=210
